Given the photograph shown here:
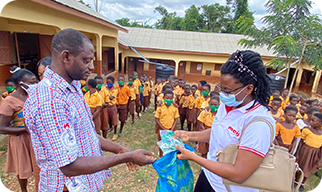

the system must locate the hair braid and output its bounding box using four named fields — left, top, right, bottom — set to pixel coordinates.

left=221, top=50, right=271, bottom=110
